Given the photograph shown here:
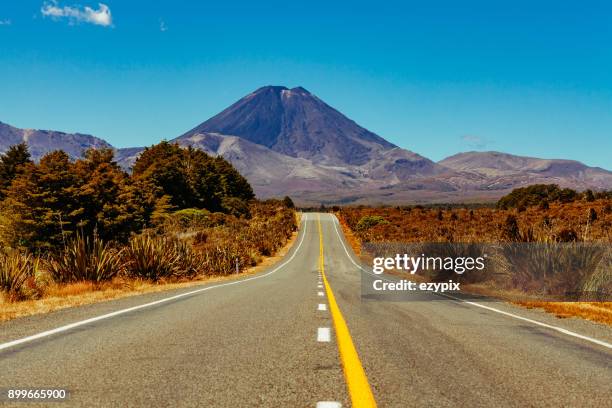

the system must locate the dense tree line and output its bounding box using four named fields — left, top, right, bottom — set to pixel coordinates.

left=497, top=184, right=612, bottom=210
left=0, top=142, right=254, bottom=251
